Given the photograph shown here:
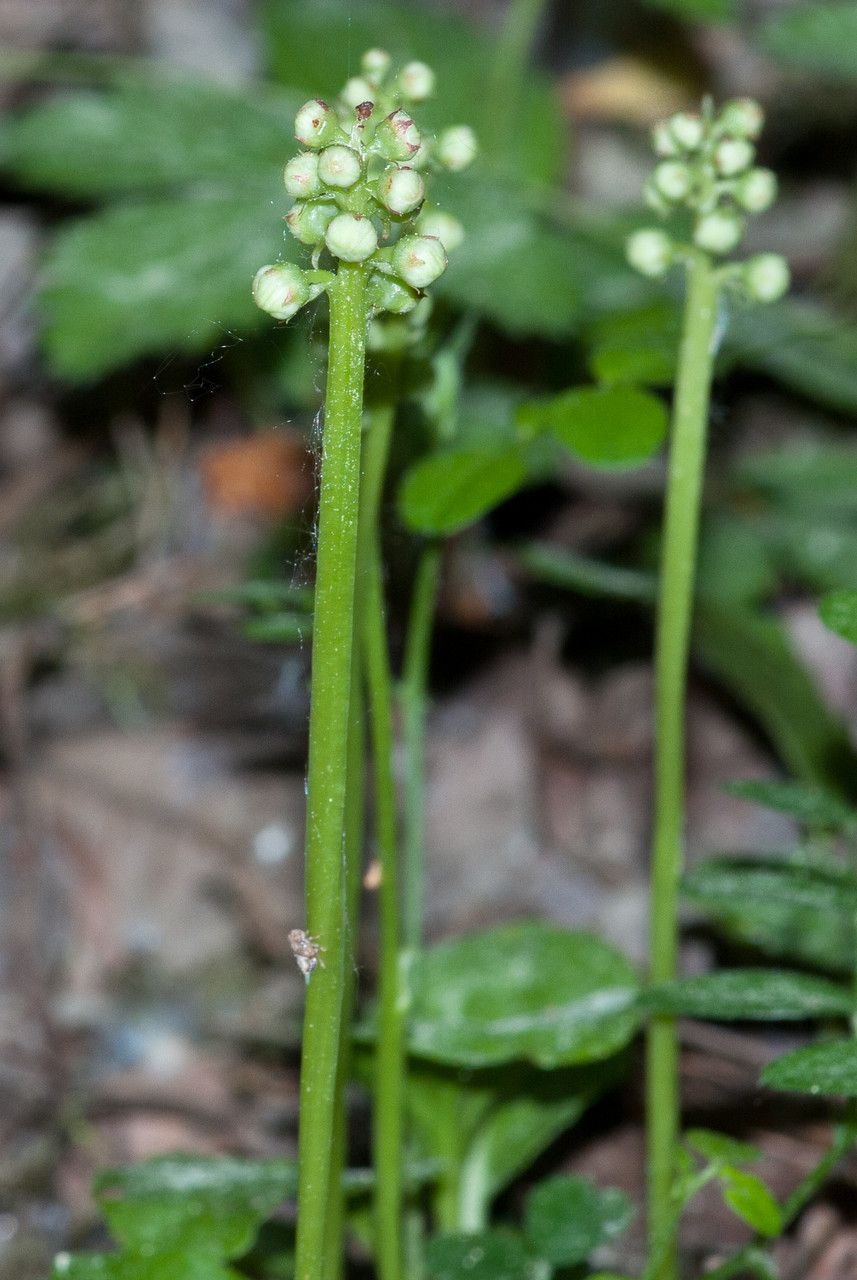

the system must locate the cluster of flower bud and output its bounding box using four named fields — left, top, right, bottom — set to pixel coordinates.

left=254, top=49, right=476, bottom=325
left=626, top=98, right=789, bottom=304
